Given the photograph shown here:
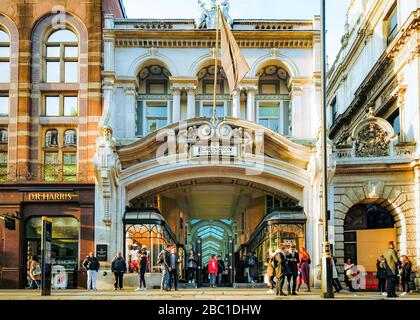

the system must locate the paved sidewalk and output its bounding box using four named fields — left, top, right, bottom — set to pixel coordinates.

left=0, top=288, right=419, bottom=300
